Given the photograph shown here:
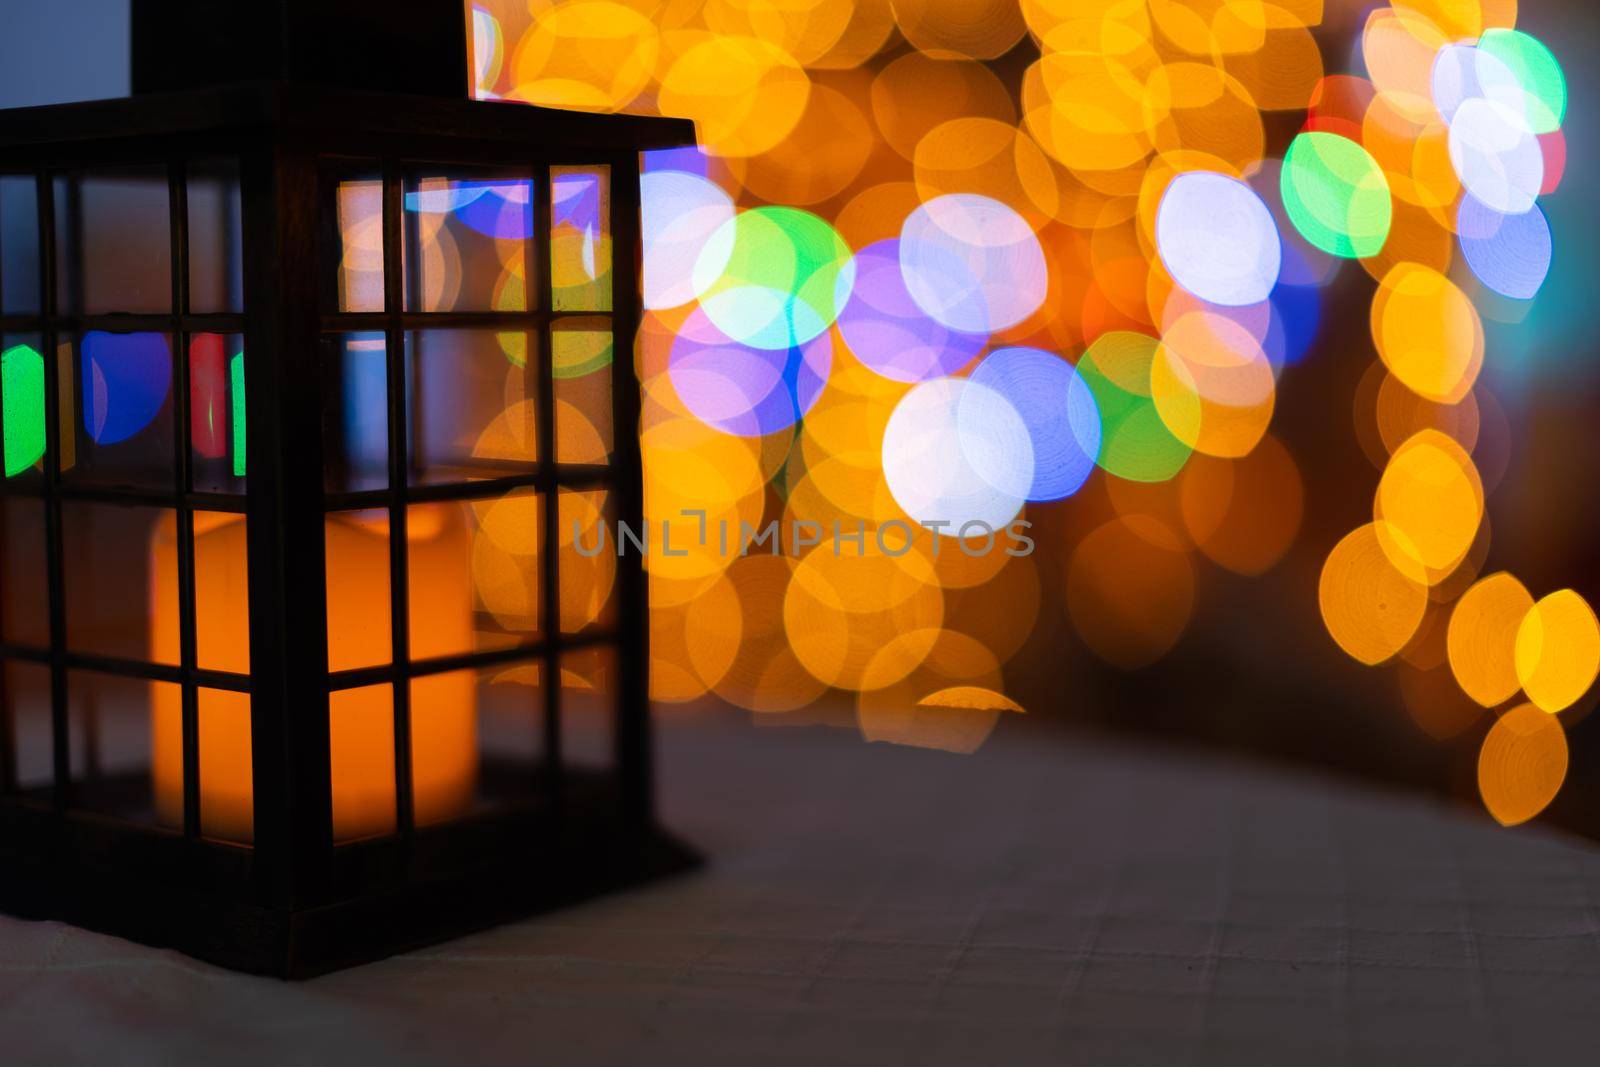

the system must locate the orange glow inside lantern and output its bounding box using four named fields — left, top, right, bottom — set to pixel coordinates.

left=151, top=504, right=477, bottom=843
